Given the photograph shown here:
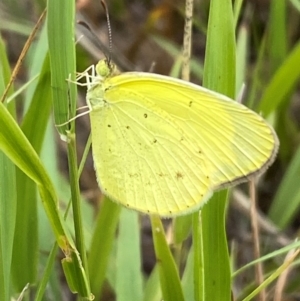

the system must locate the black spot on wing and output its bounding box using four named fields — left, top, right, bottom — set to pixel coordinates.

left=175, top=172, right=184, bottom=180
